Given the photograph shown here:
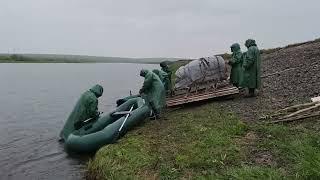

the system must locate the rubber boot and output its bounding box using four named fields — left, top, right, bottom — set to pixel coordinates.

left=149, top=102, right=160, bottom=120
left=249, top=88, right=256, bottom=97
left=233, top=83, right=239, bottom=88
